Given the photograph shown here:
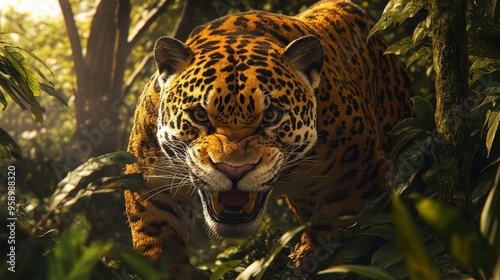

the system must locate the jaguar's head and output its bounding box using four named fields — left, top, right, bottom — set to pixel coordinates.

left=154, top=33, right=324, bottom=238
